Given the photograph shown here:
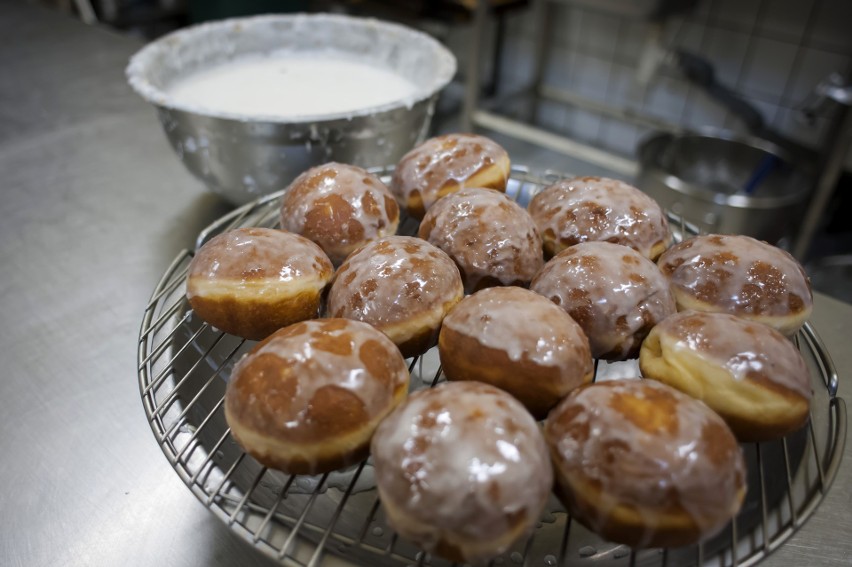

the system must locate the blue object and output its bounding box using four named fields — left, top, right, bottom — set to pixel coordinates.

left=743, top=154, right=779, bottom=195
